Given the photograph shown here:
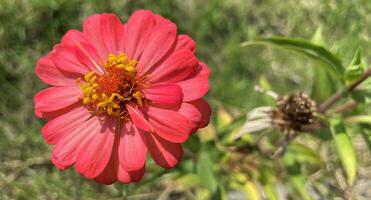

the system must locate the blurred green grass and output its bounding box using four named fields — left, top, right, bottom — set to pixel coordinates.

left=1, top=0, right=371, bottom=199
